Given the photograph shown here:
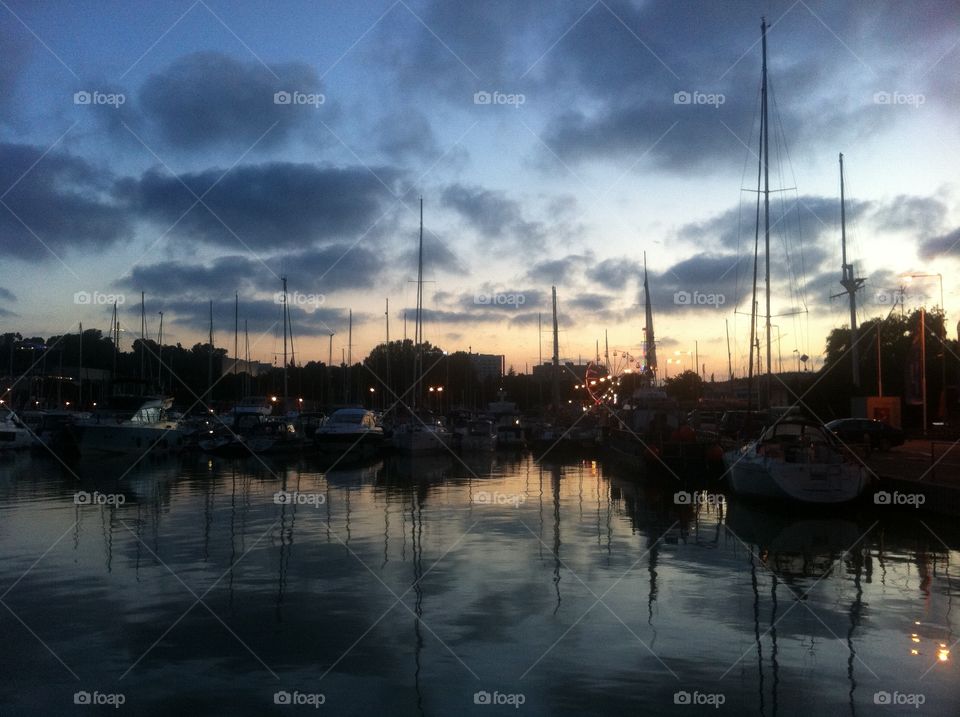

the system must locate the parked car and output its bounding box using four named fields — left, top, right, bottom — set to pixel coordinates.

left=824, top=418, right=904, bottom=451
